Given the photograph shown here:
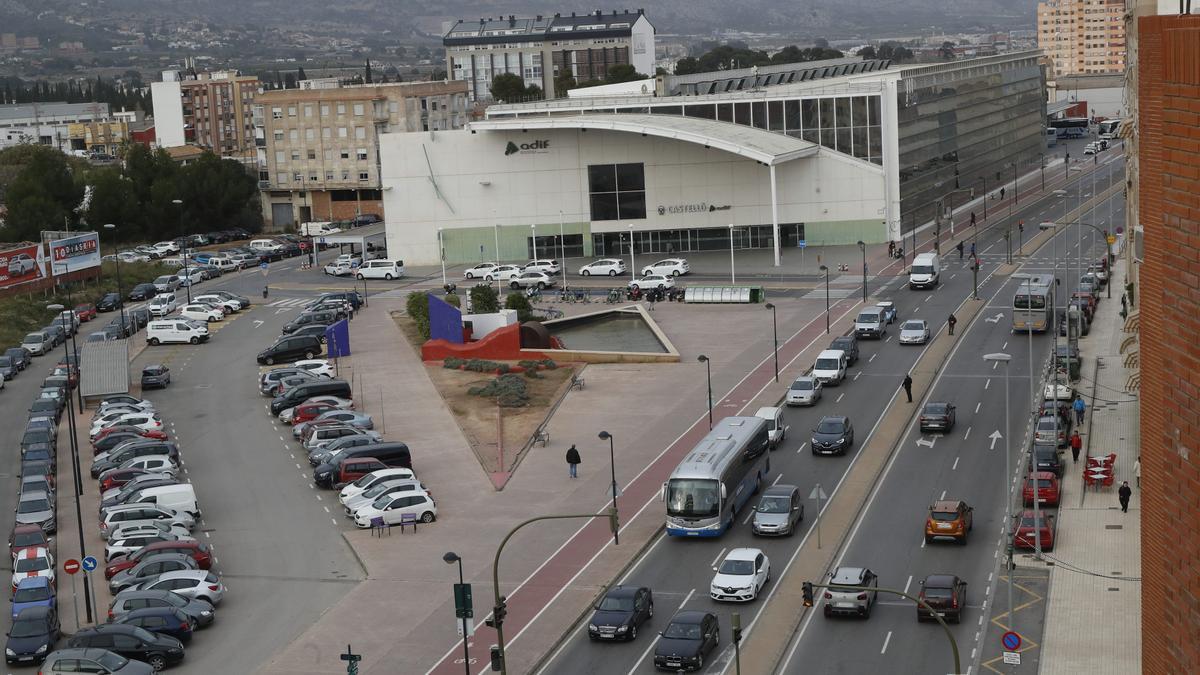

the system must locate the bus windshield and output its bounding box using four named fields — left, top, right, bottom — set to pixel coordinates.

left=666, top=479, right=720, bottom=518
left=1014, top=294, right=1046, bottom=310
